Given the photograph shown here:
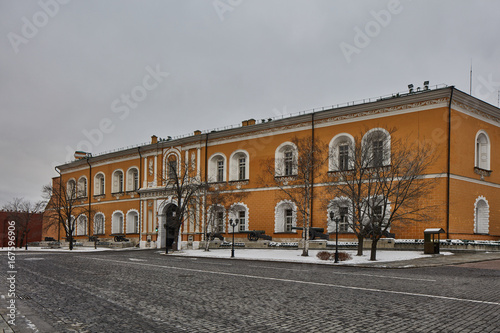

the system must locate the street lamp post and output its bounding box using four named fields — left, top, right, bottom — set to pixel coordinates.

left=330, top=211, right=339, bottom=263
left=230, top=218, right=239, bottom=258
